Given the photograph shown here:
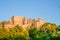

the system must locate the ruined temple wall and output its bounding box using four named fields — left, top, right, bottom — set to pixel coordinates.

left=23, top=17, right=28, bottom=25
left=35, top=18, right=45, bottom=28
left=12, top=16, right=23, bottom=26
left=0, top=23, right=2, bottom=27
left=0, top=16, right=45, bottom=29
